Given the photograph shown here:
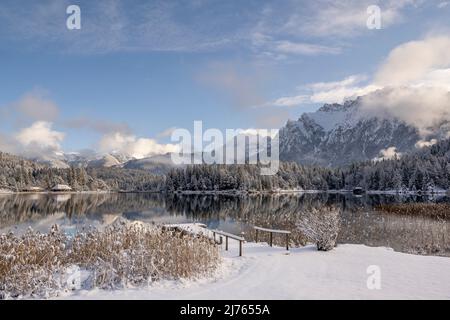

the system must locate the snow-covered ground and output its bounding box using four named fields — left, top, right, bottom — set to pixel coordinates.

left=62, top=240, right=450, bottom=300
